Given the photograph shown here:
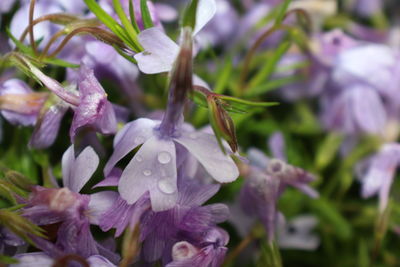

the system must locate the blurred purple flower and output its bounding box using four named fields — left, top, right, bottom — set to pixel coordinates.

left=196, top=0, right=238, bottom=47
left=240, top=132, right=318, bottom=241
left=10, top=0, right=86, bottom=49
left=0, top=227, right=25, bottom=256
left=0, top=0, right=16, bottom=14
left=278, top=29, right=358, bottom=100
left=357, top=143, right=400, bottom=212
left=321, top=43, right=400, bottom=135
left=0, top=79, right=47, bottom=126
